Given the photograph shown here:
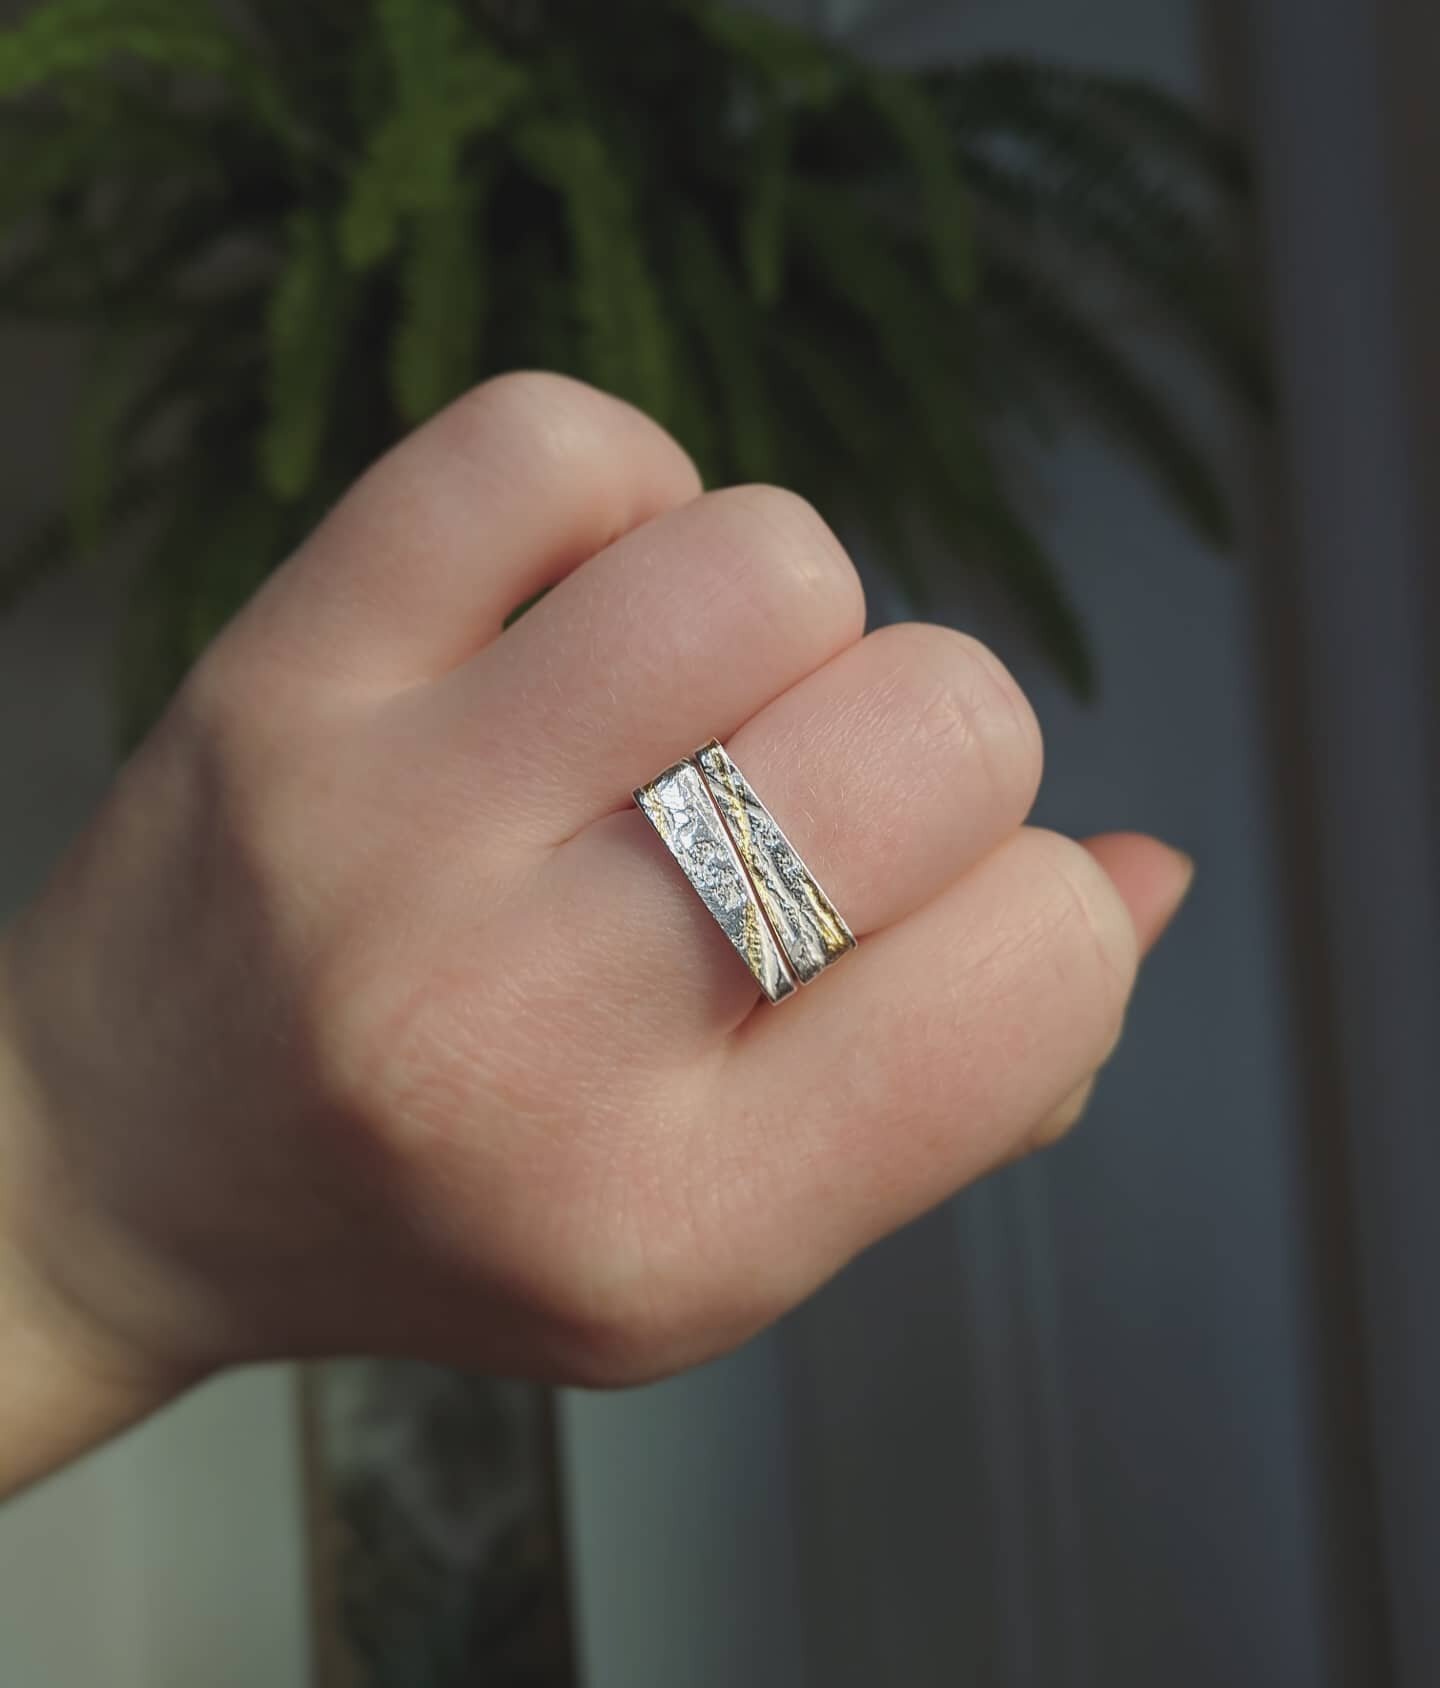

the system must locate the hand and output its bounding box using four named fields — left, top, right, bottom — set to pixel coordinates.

left=0, top=374, right=1191, bottom=1490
